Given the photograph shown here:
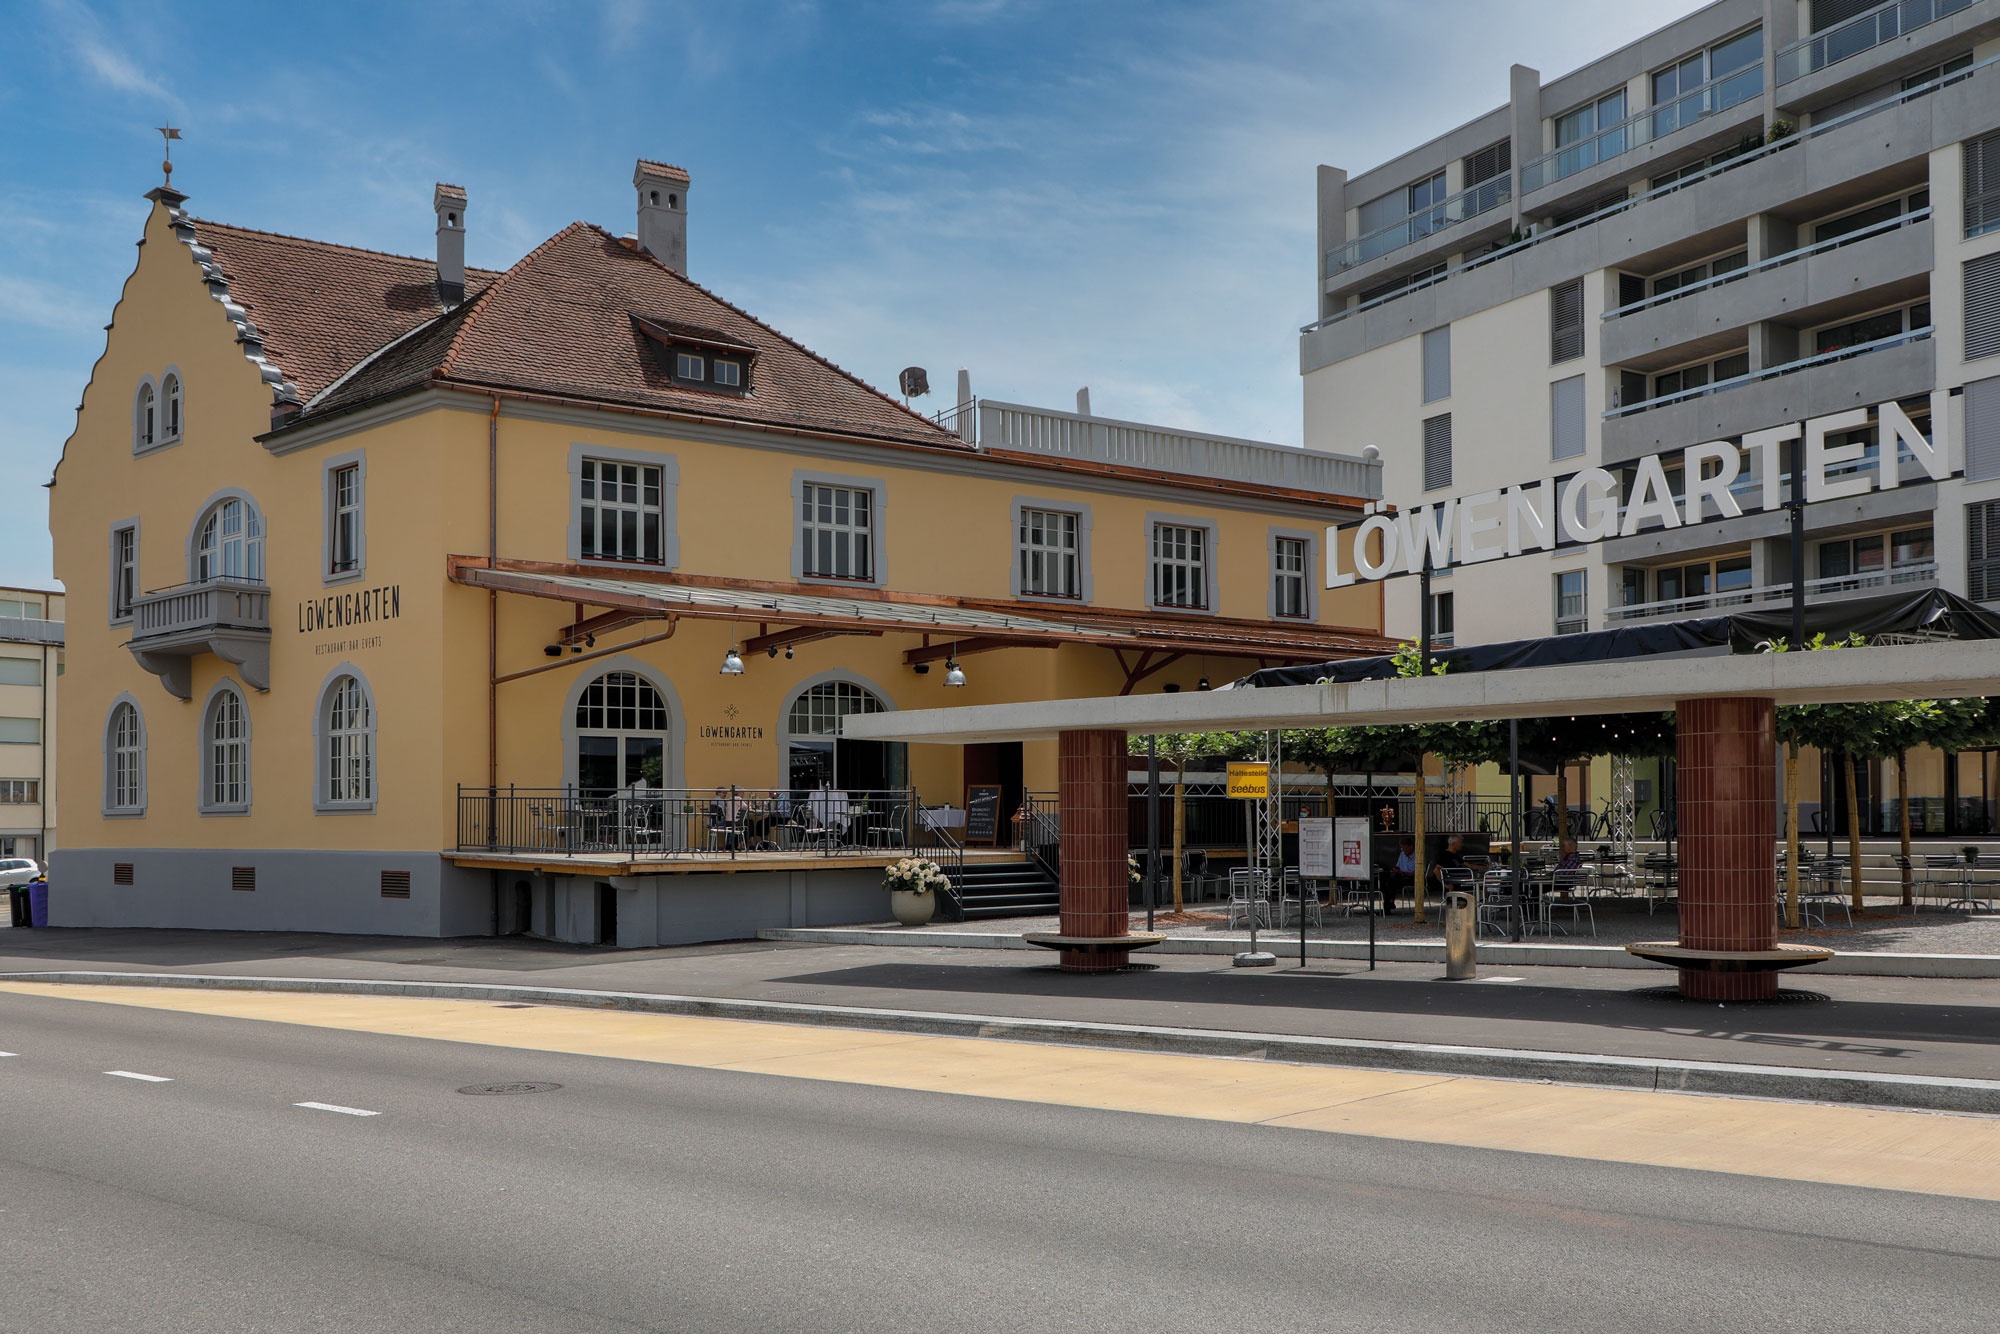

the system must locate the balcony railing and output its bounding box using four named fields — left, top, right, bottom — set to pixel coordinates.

left=1602, top=207, right=1931, bottom=320
left=1776, top=0, right=1977, bottom=84
left=1521, top=65, right=1763, bottom=194
left=1605, top=327, right=1933, bottom=419
left=1303, top=53, right=1994, bottom=338
left=456, top=786, right=926, bottom=859
left=1607, top=563, right=1937, bottom=623
left=1326, top=175, right=1512, bottom=275
left=130, top=578, right=271, bottom=640
left=953, top=399, right=1381, bottom=499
